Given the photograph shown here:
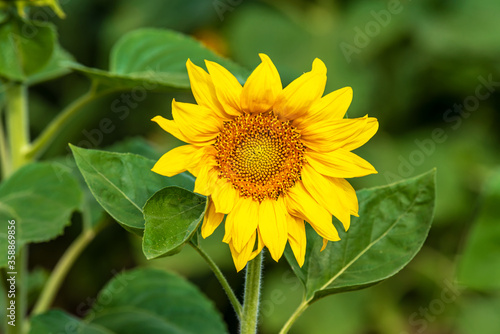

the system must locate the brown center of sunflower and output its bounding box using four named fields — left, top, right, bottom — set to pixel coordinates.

left=214, top=111, right=306, bottom=202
